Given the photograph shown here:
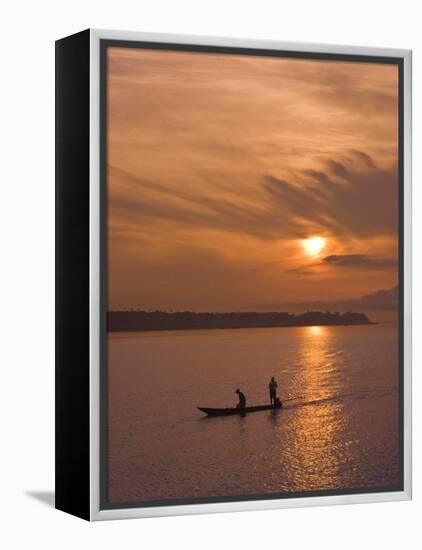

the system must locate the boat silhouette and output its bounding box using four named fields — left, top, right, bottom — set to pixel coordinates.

left=197, top=401, right=283, bottom=416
